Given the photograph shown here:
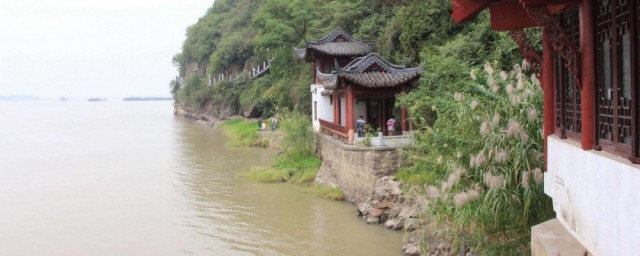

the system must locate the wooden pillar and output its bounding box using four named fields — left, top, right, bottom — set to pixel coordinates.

left=346, top=86, right=355, bottom=143
left=337, top=91, right=342, bottom=125
left=543, top=29, right=556, bottom=169
left=333, top=90, right=339, bottom=124
left=580, top=0, right=595, bottom=150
